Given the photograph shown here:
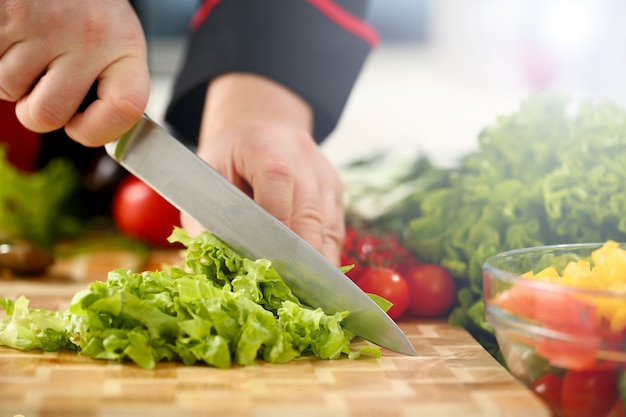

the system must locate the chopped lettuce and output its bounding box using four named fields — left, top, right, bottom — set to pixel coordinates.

left=0, top=145, right=82, bottom=247
left=0, top=296, right=76, bottom=352
left=0, top=228, right=380, bottom=369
